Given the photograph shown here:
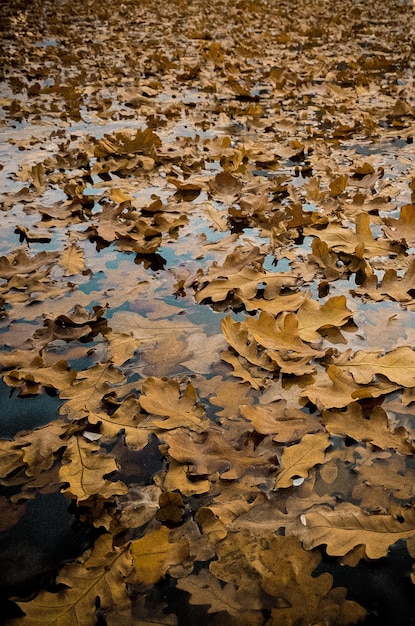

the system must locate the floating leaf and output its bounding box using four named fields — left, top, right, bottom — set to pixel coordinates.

left=322, top=403, right=413, bottom=454
left=129, top=526, right=190, bottom=584
left=139, top=377, right=209, bottom=432
left=333, top=345, right=415, bottom=387
left=59, top=435, right=127, bottom=502
left=295, top=503, right=415, bottom=559
left=275, top=432, right=330, bottom=488
left=15, top=534, right=132, bottom=625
